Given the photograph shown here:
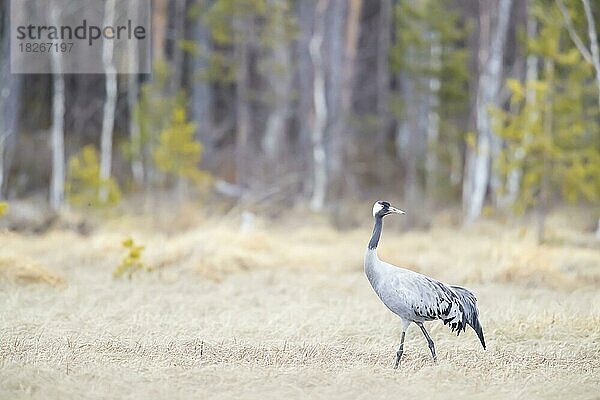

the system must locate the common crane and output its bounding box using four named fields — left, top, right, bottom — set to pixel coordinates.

left=365, top=201, right=486, bottom=368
